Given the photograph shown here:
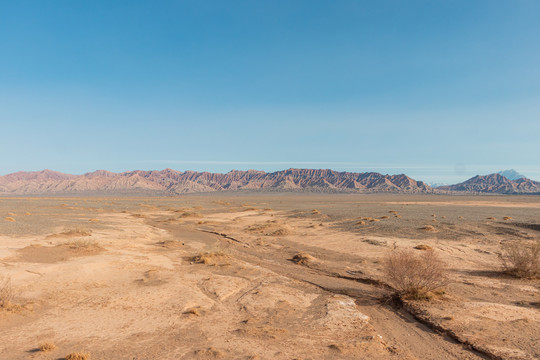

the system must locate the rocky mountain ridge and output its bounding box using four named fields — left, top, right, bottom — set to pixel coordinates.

left=438, top=173, right=540, bottom=194
left=0, top=168, right=432, bottom=195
